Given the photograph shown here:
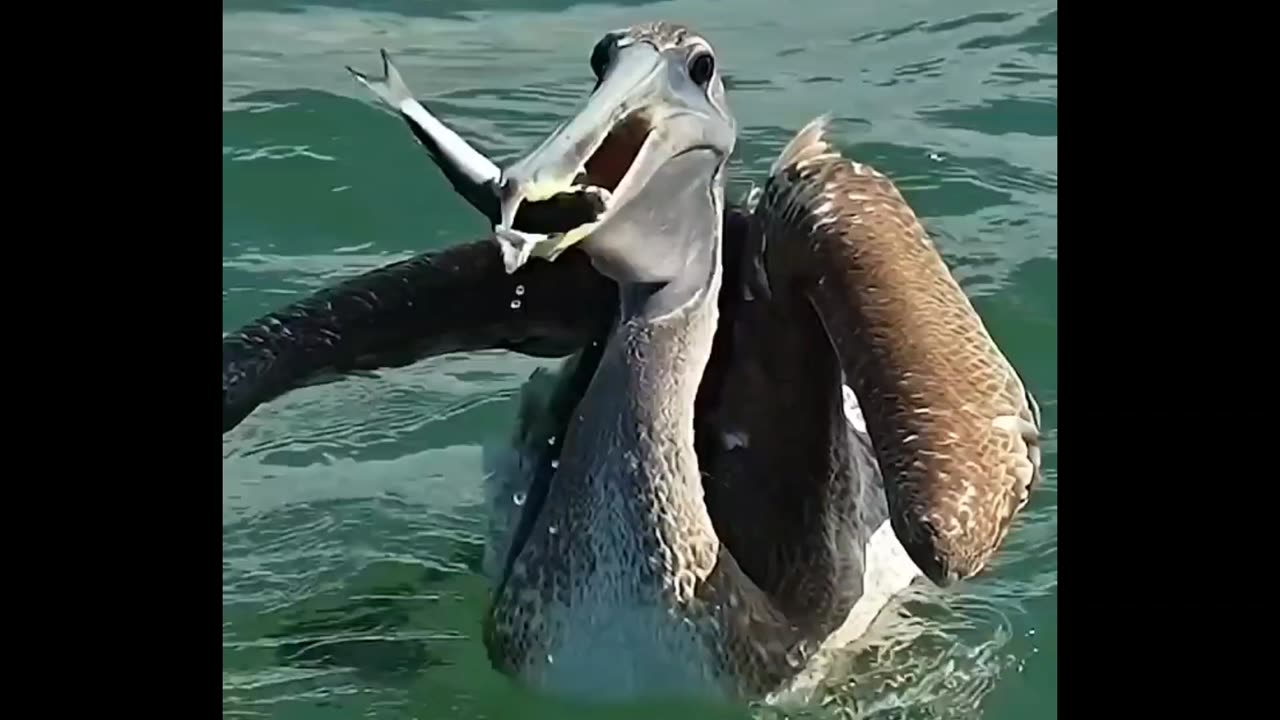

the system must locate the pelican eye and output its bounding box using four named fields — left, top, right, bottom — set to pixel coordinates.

left=590, top=33, right=620, bottom=80
left=688, top=51, right=715, bottom=86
